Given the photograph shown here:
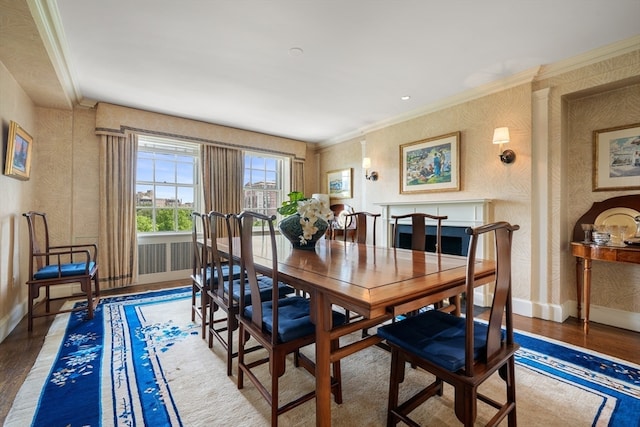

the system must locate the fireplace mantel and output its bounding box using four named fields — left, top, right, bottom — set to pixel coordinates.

left=374, top=199, right=492, bottom=248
